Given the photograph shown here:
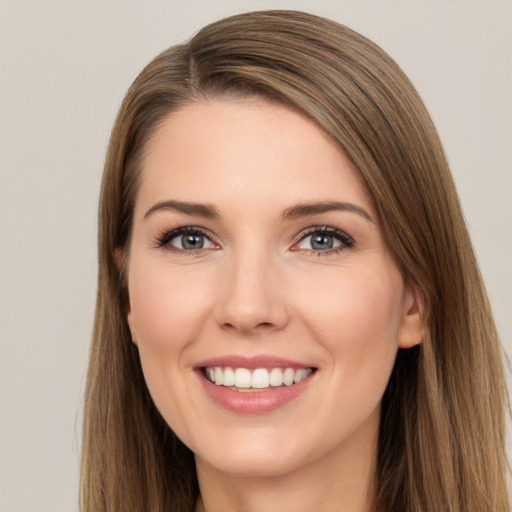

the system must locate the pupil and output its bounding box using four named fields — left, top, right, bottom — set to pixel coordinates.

left=311, top=234, right=333, bottom=250
left=182, top=234, right=204, bottom=249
